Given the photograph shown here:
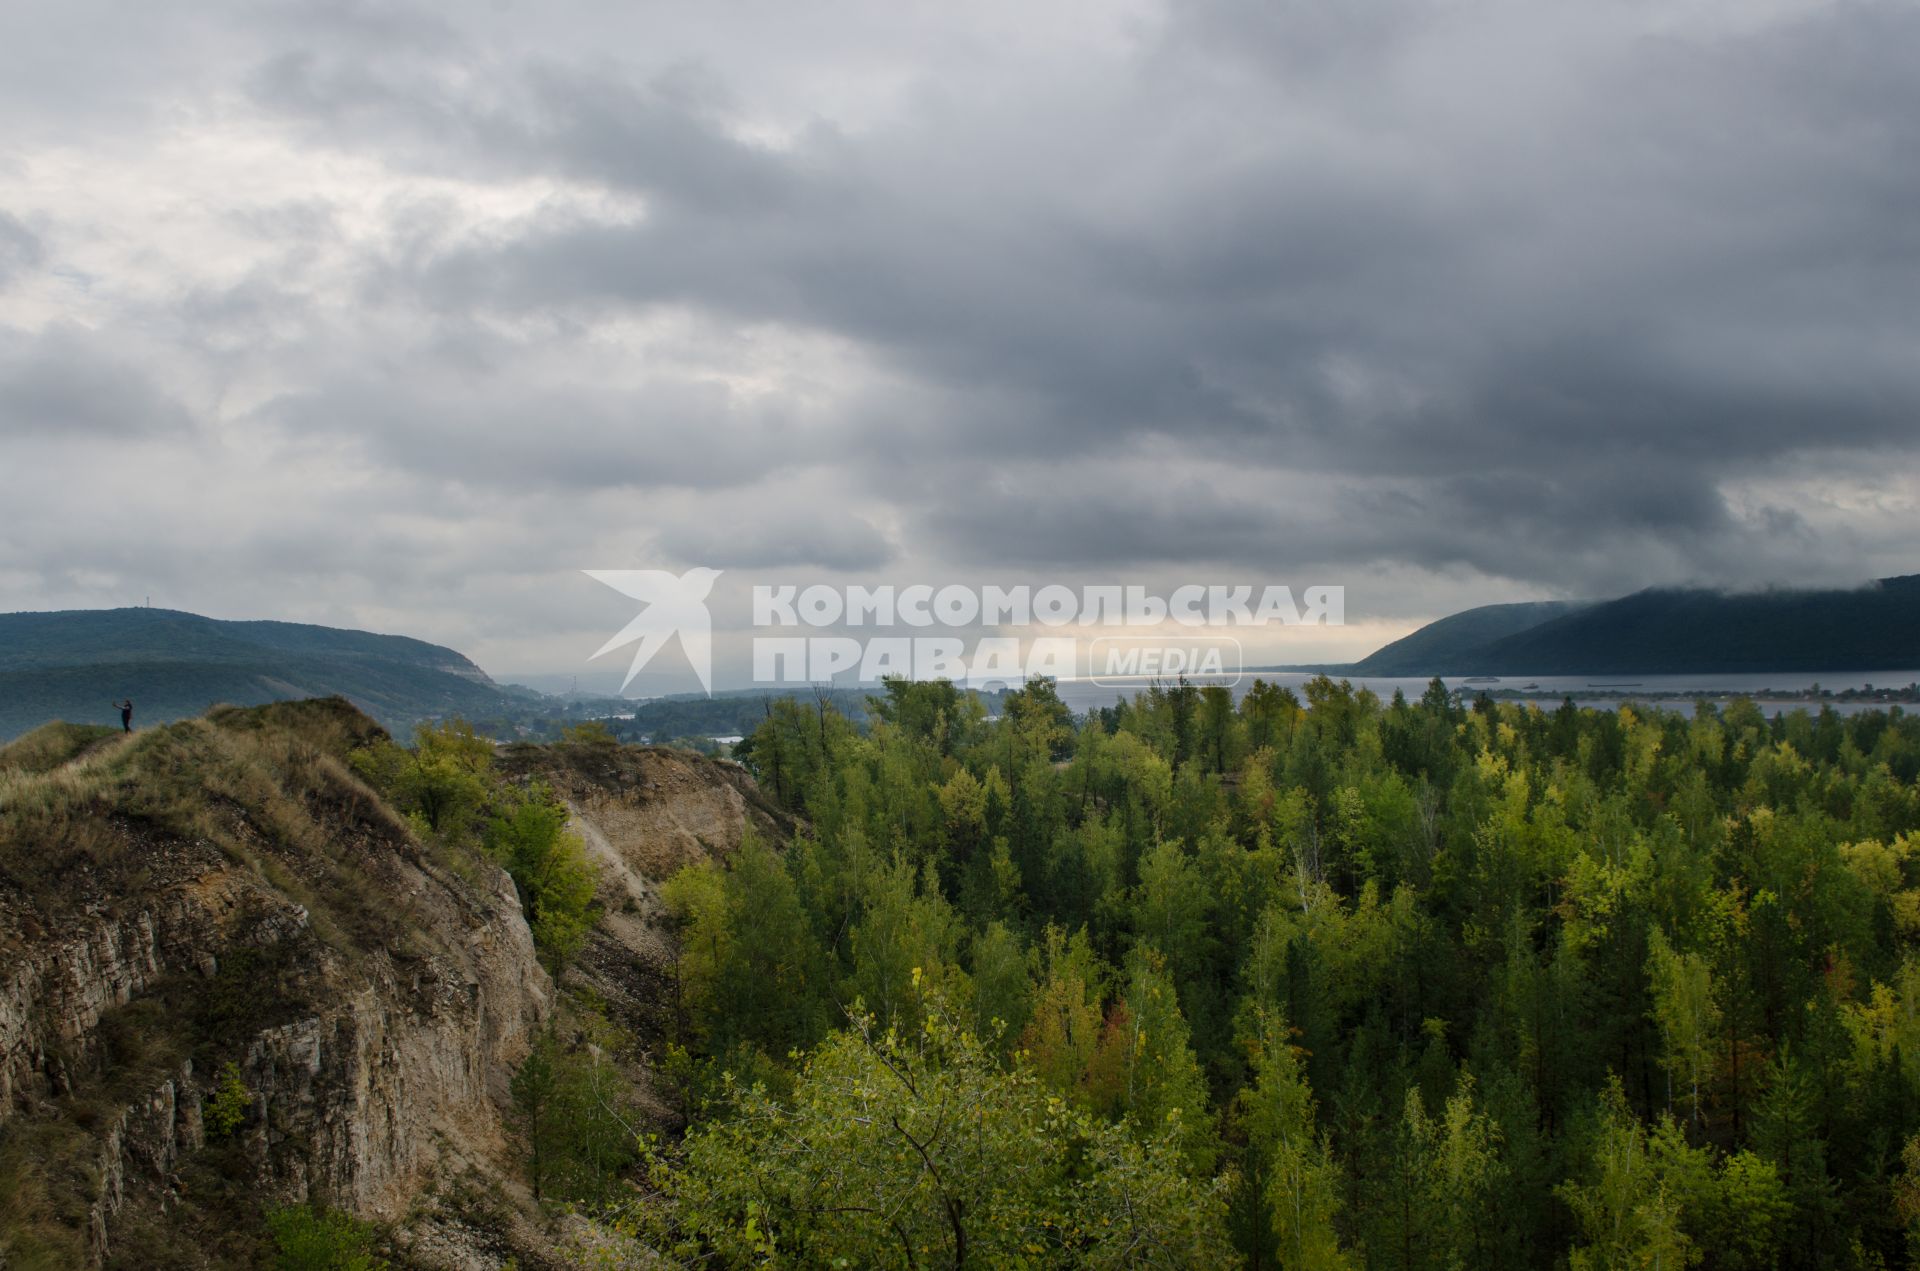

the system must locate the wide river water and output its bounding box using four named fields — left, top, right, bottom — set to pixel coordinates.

left=1025, top=670, right=1920, bottom=717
